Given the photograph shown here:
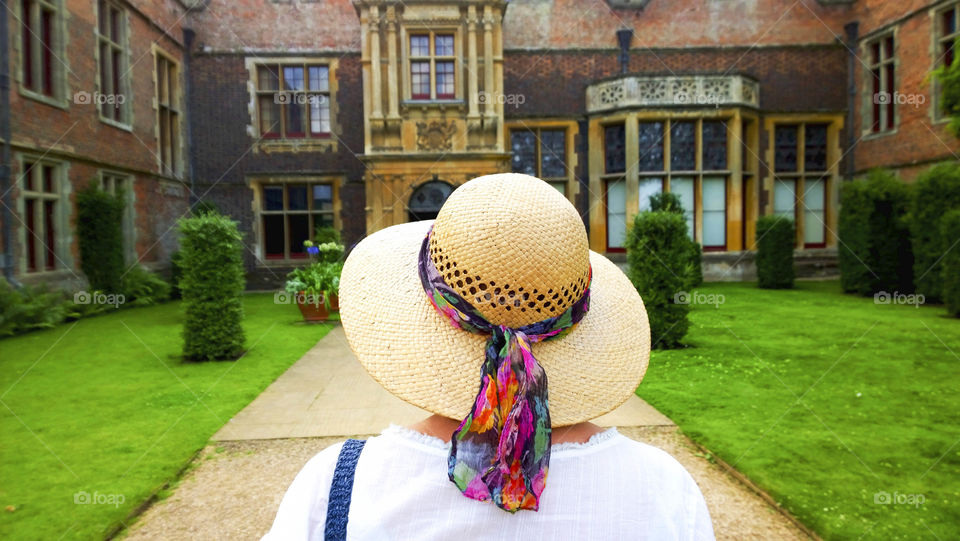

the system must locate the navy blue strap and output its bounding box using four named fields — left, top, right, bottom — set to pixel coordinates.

left=324, top=439, right=366, bottom=541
